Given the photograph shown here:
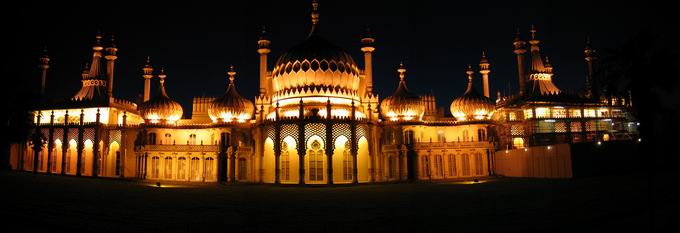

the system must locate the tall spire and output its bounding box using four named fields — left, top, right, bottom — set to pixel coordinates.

left=465, top=64, right=475, bottom=94
left=142, top=56, right=154, bottom=102
left=361, top=25, right=376, bottom=94
left=513, top=28, right=527, bottom=96
left=105, top=34, right=118, bottom=100
left=309, top=0, right=320, bottom=36
left=158, top=68, right=168, bottom=97
left=39, top=46, right=50, bottom=96
left=584, top=36, right=598, bottom=99
left=397, top=62, right=406, bottom=81
left=526, top=25, right=560, bottom=95
left=228, top=64, right=236, bottom=84
left=257, top=26, right=271, bottom=96
left=479, top=51, right=491, bottom=98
